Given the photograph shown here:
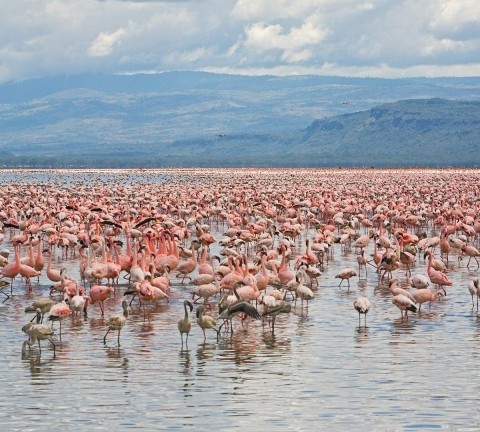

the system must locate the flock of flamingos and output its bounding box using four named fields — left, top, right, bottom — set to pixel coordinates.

left=1, top=168, right=480, bottom=357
